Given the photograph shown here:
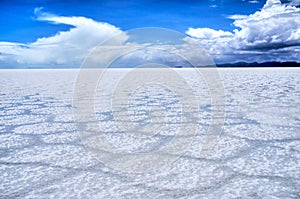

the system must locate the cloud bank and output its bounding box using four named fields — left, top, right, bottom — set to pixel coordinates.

left=187, top=0, right=300, bottom=63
